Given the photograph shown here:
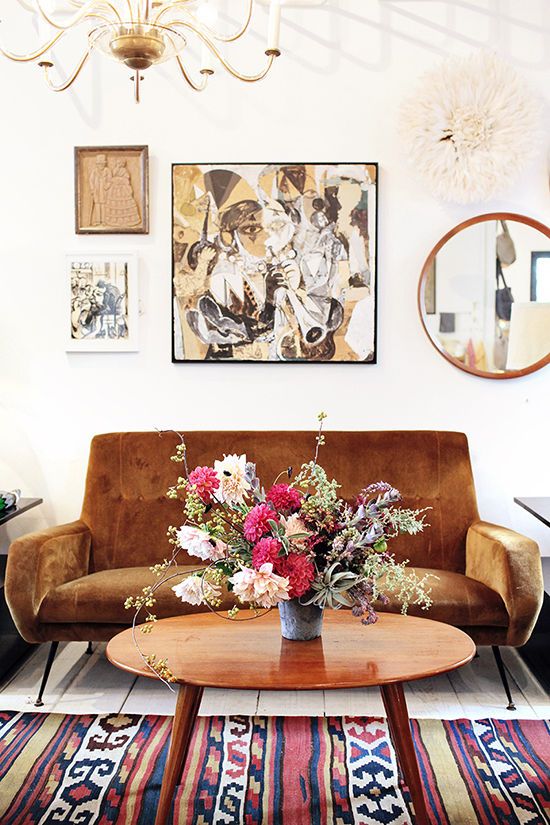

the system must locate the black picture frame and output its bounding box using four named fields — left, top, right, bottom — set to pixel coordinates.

left=171, top=162, right=379, bottom=364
